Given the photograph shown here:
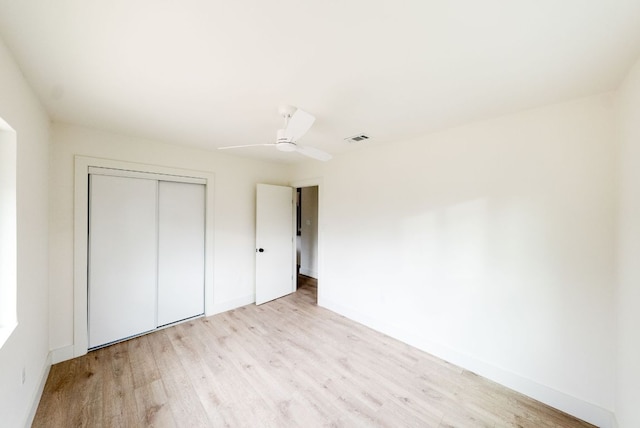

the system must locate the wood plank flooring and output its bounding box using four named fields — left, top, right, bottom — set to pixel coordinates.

left=33, top=276, right=595, bottom=427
